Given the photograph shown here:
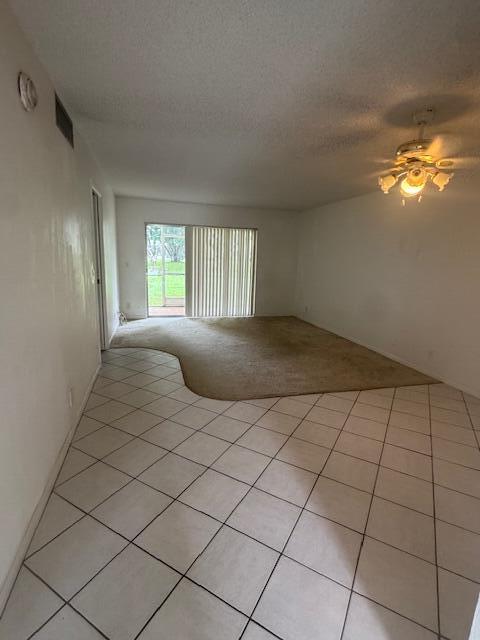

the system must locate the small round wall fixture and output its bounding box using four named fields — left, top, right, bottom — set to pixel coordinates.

left=18, top=71, right=38, bottom=112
